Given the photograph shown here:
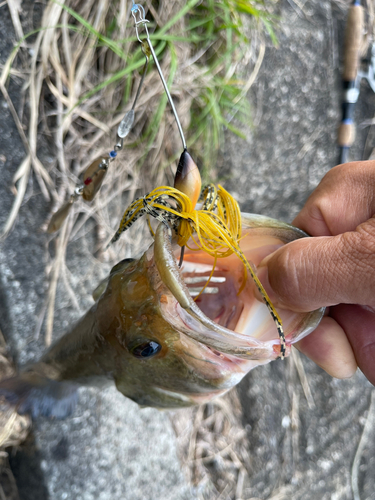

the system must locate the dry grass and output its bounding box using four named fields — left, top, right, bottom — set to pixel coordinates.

left=0, top=329, right=31, bottom=500
left=3, top=2, right=373, bottom=499
left=171, top=390, right=251, bottom=500
left=0, top=1, right=272, bottom=498
left=1, top=0, right=269, bottom=346
left=351, top=391, right=375, bottom=500
left=170, top=348, right=315, bottom=500
left=0, top=333, right=30, bottom=451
